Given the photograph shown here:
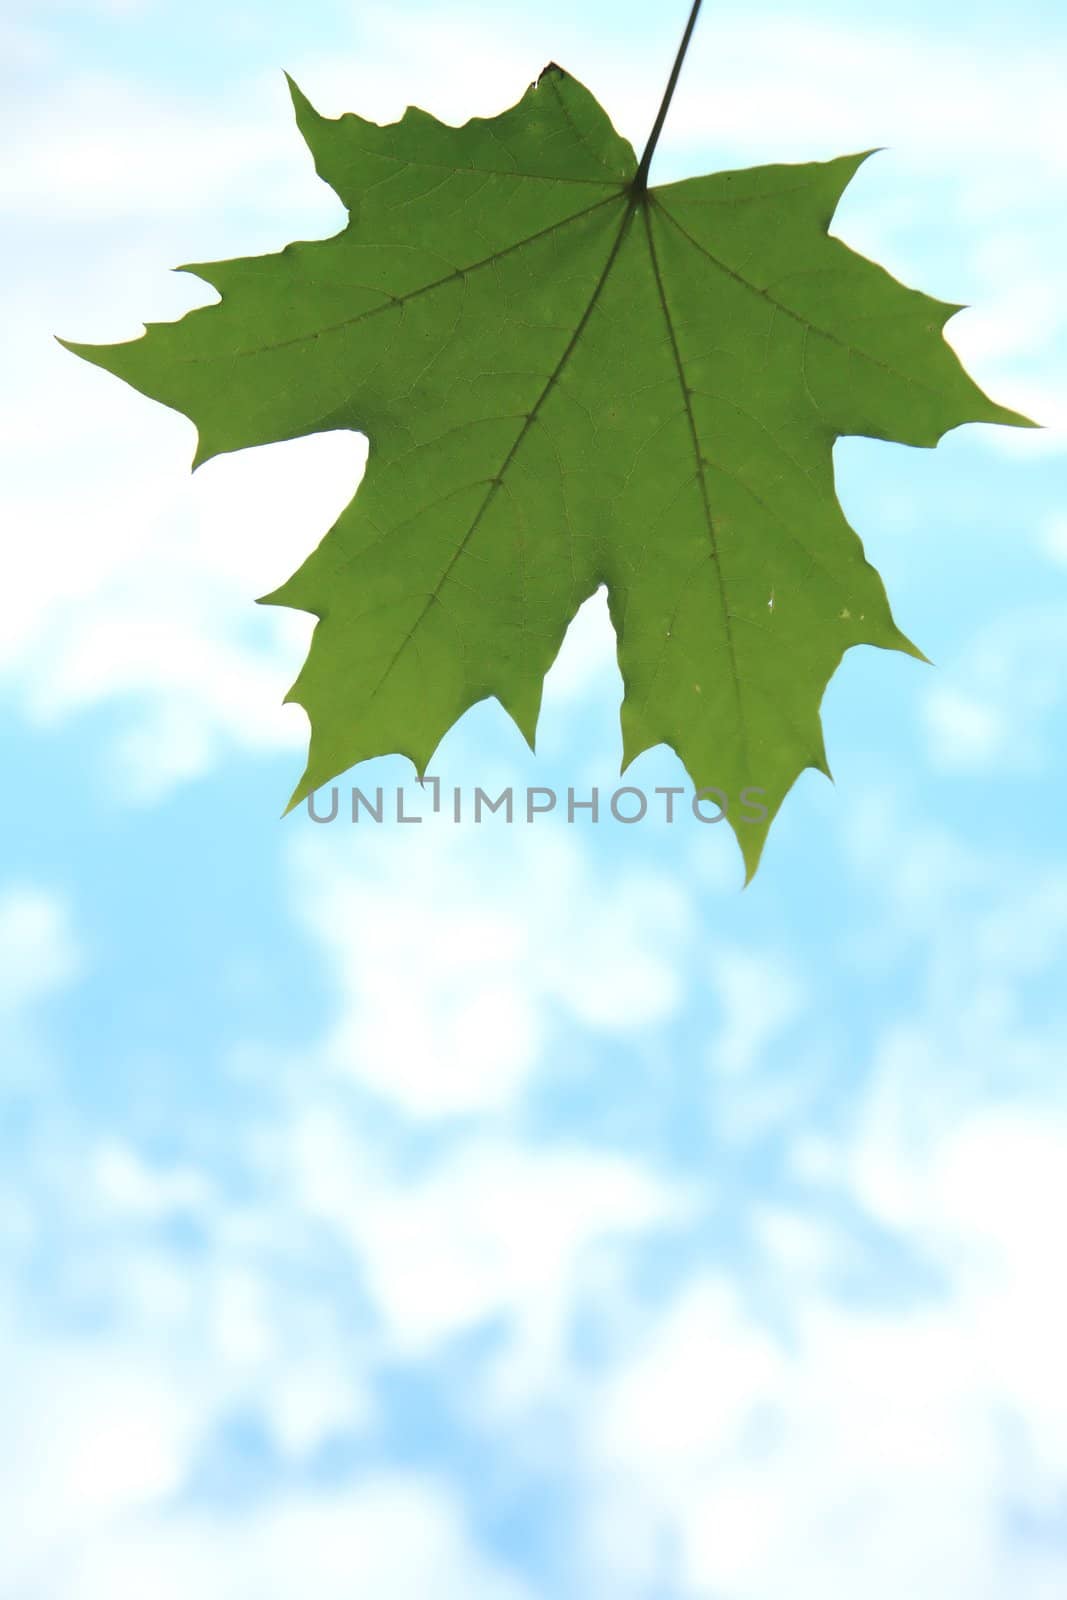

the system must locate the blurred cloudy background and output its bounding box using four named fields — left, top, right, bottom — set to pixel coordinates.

left=2, top=0, right=1066, bottom=1594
